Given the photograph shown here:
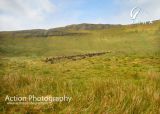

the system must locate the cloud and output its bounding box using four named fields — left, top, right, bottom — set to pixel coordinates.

left=0, top=0, right=56, bottom=31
